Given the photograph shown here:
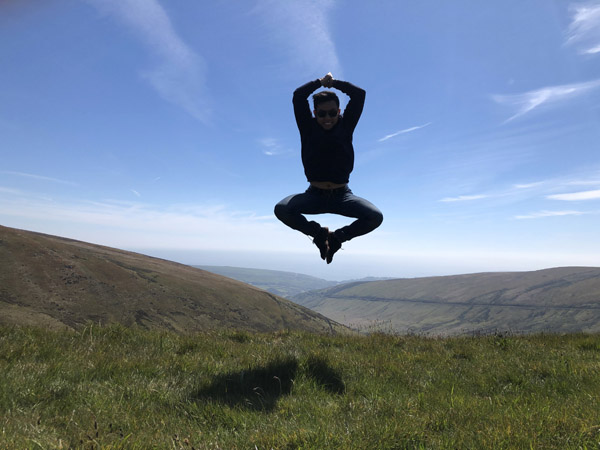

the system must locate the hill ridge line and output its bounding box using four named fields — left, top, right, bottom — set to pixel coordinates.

left=328, top=294, right=600, bottom=310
